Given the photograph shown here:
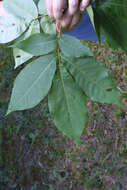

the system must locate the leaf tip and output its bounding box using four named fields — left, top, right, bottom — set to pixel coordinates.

left=14, top=65, right=17, bottom=69
left=5, top=110, right=12, bottom=116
